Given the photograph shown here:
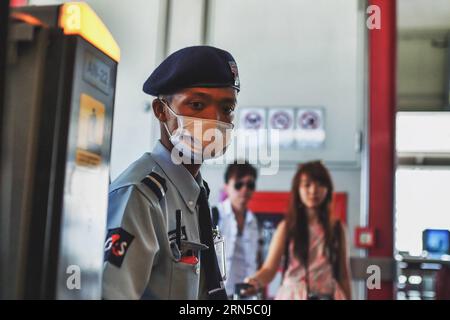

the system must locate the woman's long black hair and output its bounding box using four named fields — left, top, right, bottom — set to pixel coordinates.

left=285, top=161, right=335, bottom=268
